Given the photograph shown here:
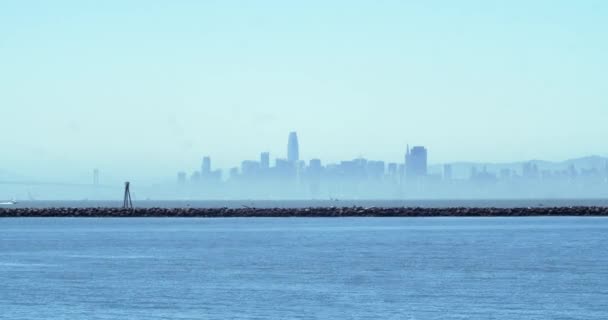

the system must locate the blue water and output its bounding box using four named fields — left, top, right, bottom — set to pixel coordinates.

left=1, top=218, right=607, bottom=319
